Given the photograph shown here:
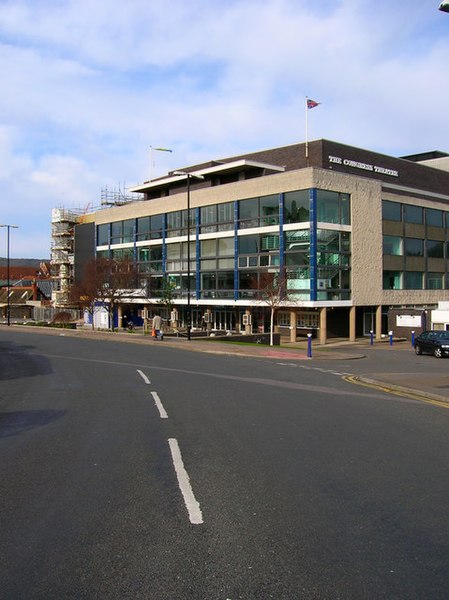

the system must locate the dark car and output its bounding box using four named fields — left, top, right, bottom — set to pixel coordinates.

left=414, top=330, right=449, bottom=358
